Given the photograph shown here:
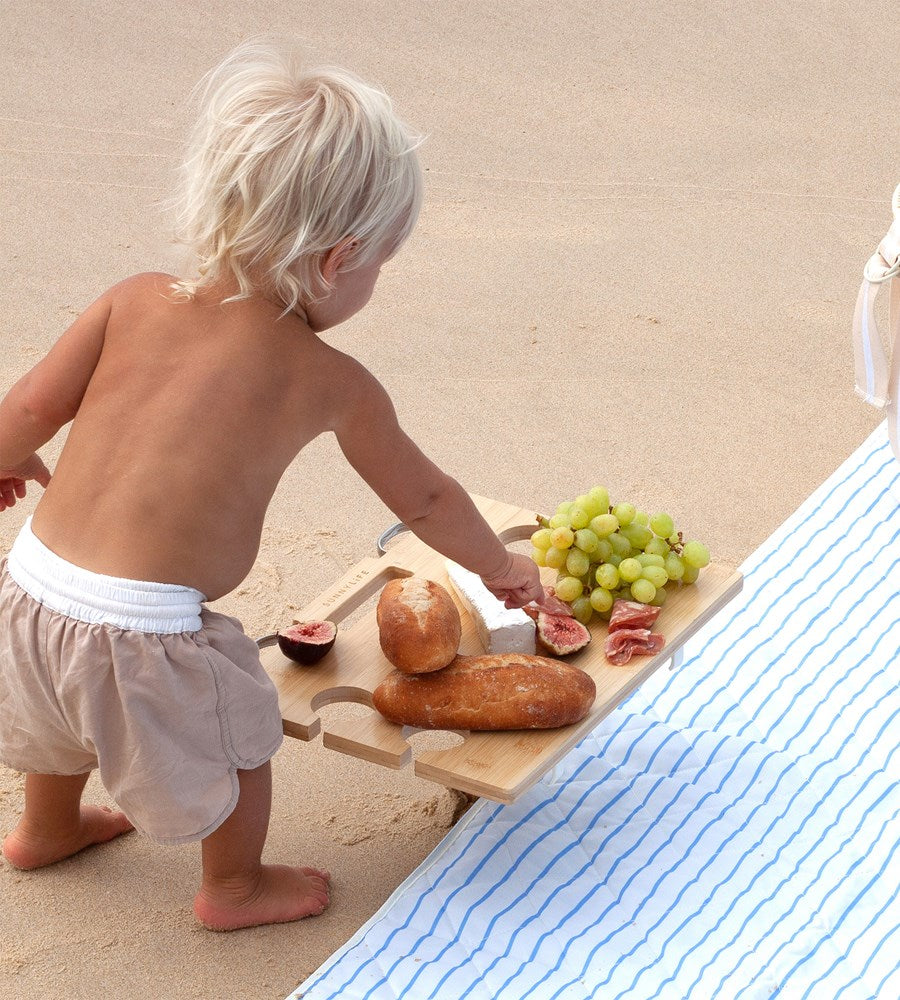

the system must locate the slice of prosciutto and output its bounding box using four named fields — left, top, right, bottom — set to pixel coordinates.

left=604, top=627, right=666, bottom=666
left=608, top=599, right=661, bottom=633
